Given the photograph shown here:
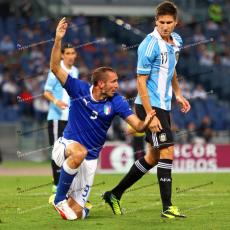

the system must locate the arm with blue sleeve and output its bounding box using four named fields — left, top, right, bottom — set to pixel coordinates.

left=114, top=96, right=156, bottom=132
left=50, top=18, right=82, bottom=99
